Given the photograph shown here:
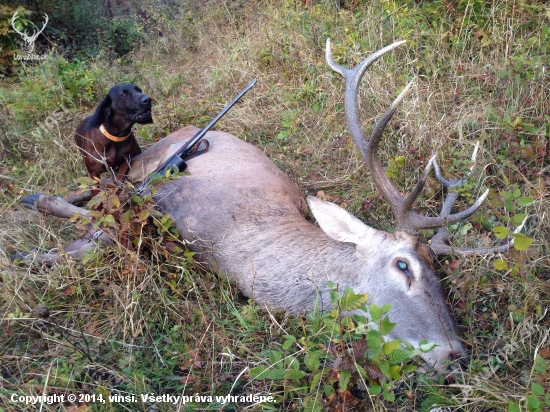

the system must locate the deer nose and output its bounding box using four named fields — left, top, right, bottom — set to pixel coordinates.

left=140, top=95, right=151, bottom=105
